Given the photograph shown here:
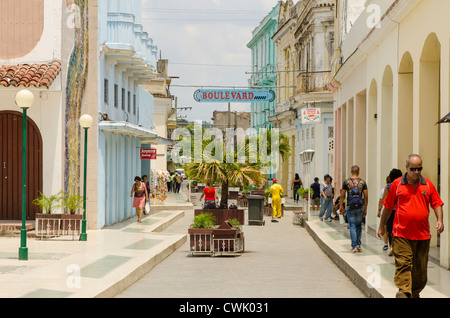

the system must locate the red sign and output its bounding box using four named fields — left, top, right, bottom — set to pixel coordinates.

left=140, top=148, right=157, bottom=160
